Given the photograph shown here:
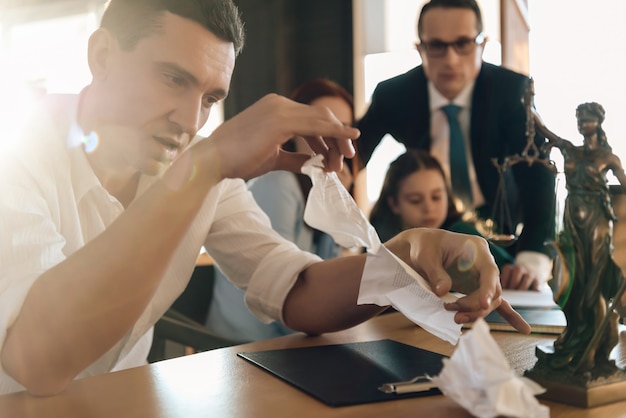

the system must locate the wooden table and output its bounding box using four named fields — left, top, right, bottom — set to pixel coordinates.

left=2, top=312, right=626, bottom=417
